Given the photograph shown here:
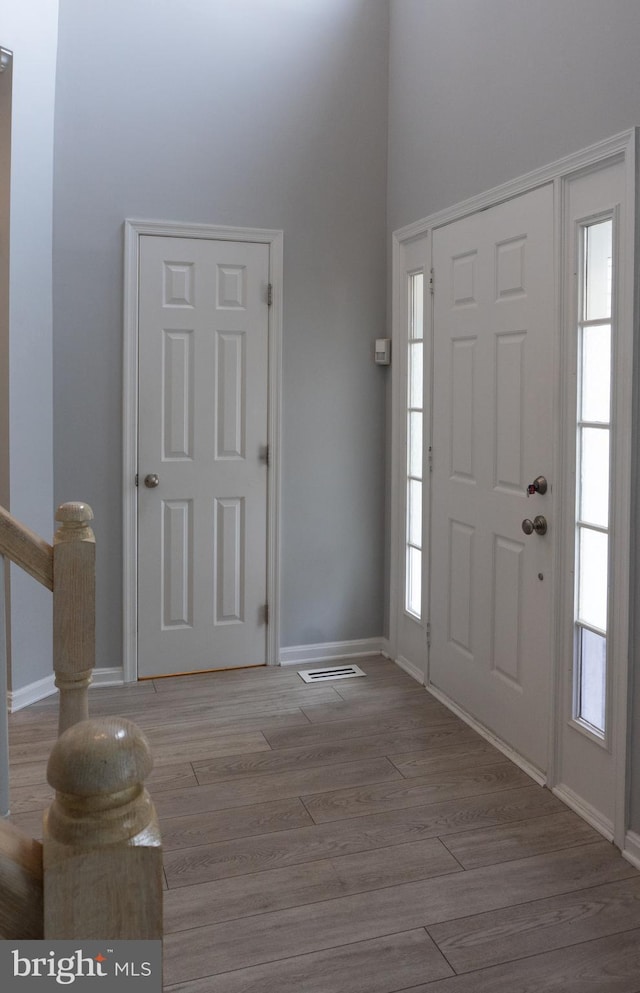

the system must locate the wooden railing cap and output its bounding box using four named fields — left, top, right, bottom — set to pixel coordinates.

left=47, top=717, right=153, bottom=797
left=55, top=502, right=94, bottom=525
